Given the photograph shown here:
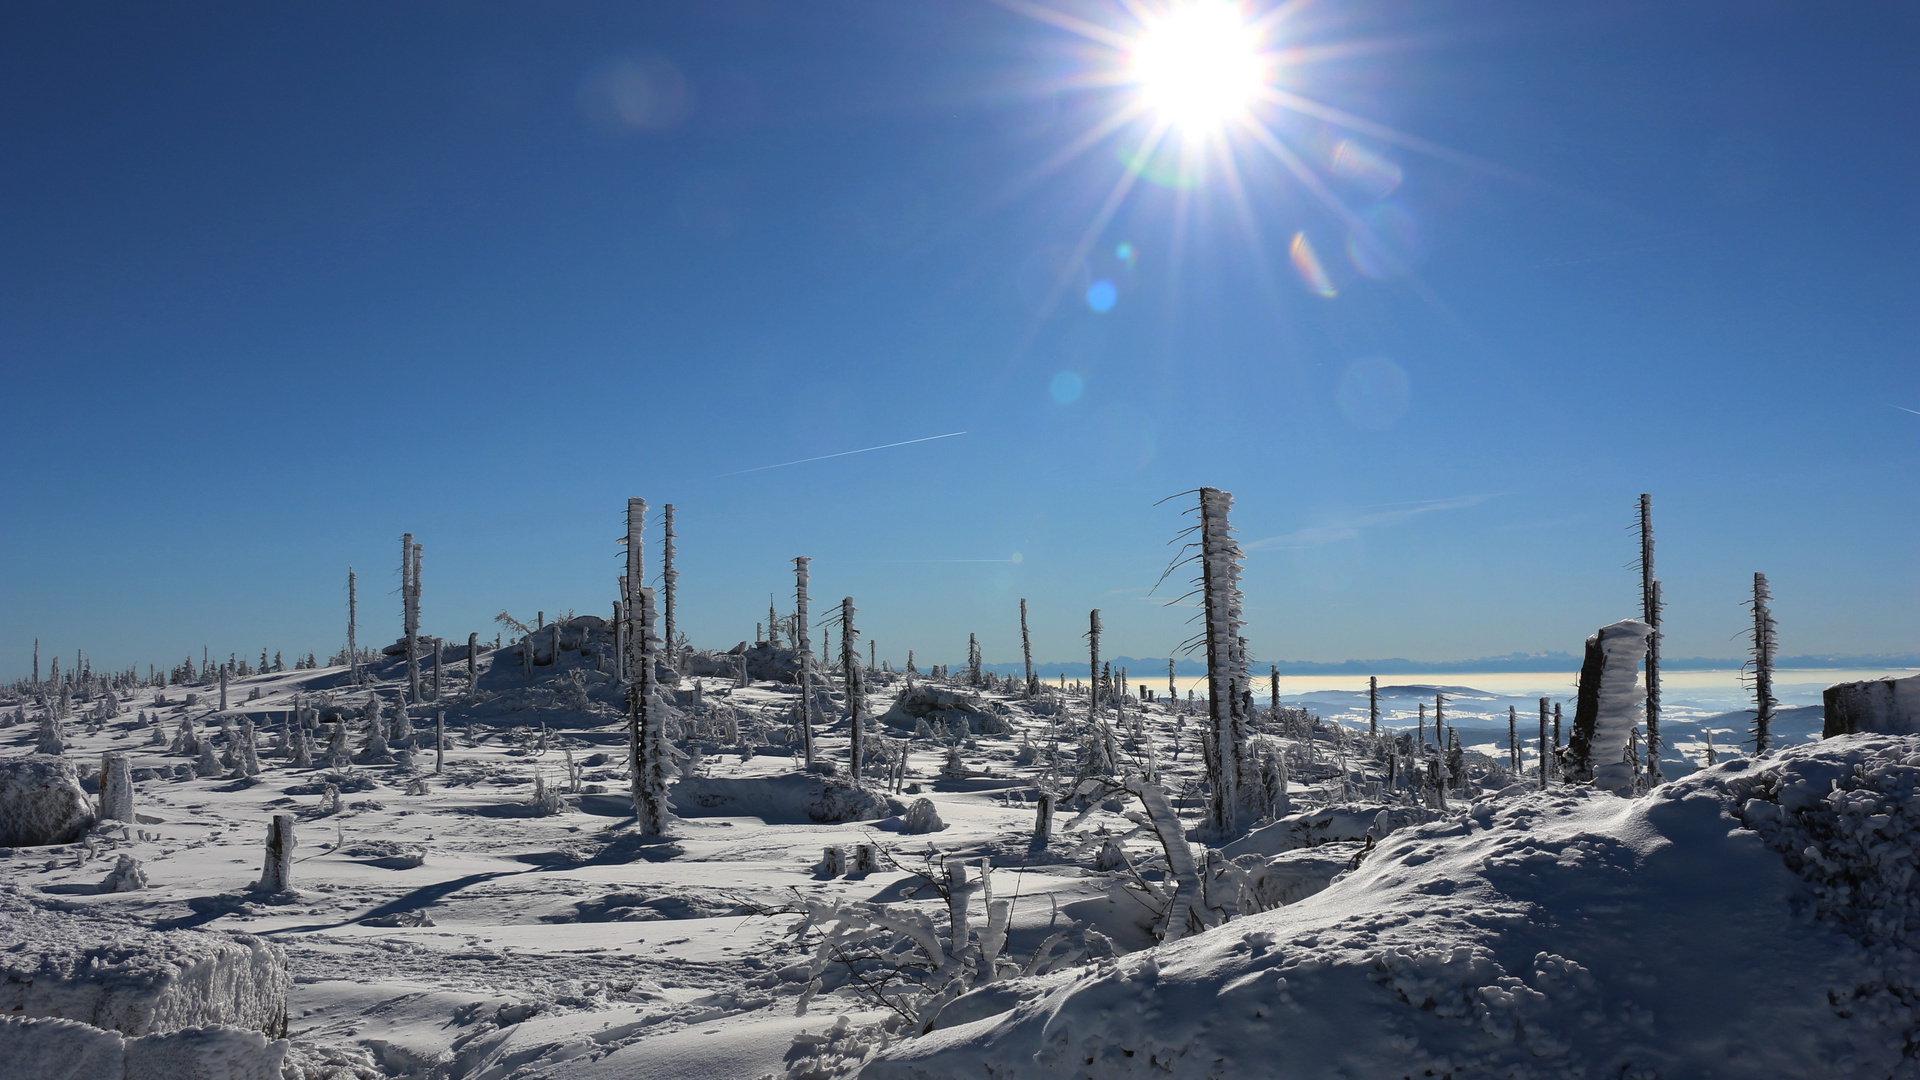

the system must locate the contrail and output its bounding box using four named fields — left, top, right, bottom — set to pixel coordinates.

left=716, top=431, right=967, bottom=477
left=1891, top=405, right=1920, bottom=417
